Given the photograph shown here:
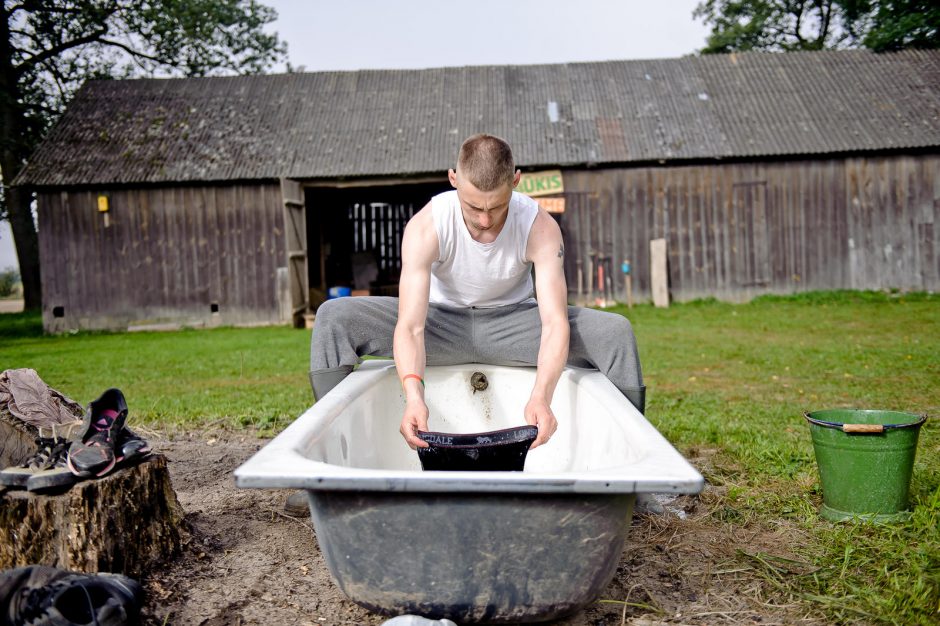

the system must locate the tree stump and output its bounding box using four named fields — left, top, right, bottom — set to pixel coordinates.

left=0, top=410, right=38, bottom=469
left=0, top=455, right=186, bottom=577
